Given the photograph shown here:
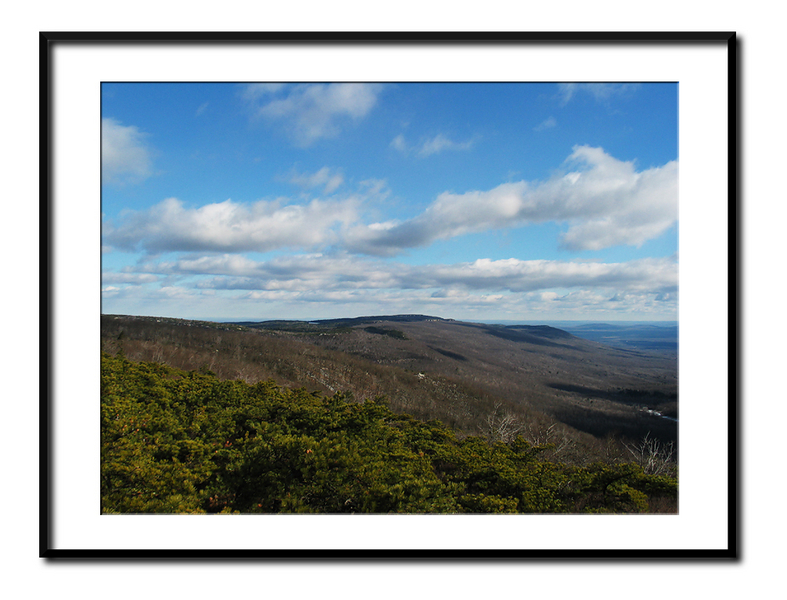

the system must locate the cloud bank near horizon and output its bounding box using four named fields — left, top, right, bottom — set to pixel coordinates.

left=104, top=251, right=677, bottom=321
